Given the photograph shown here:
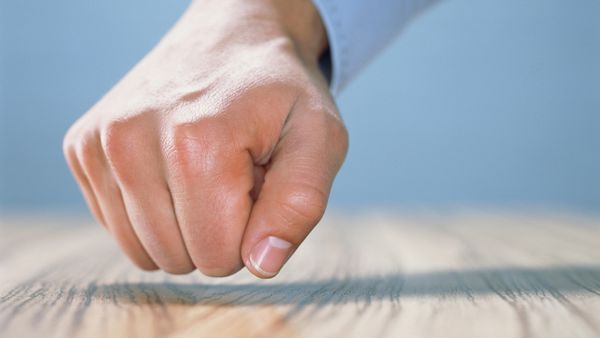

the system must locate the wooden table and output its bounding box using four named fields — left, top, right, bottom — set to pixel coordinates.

left=1, top=211, right=599, bottom=338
